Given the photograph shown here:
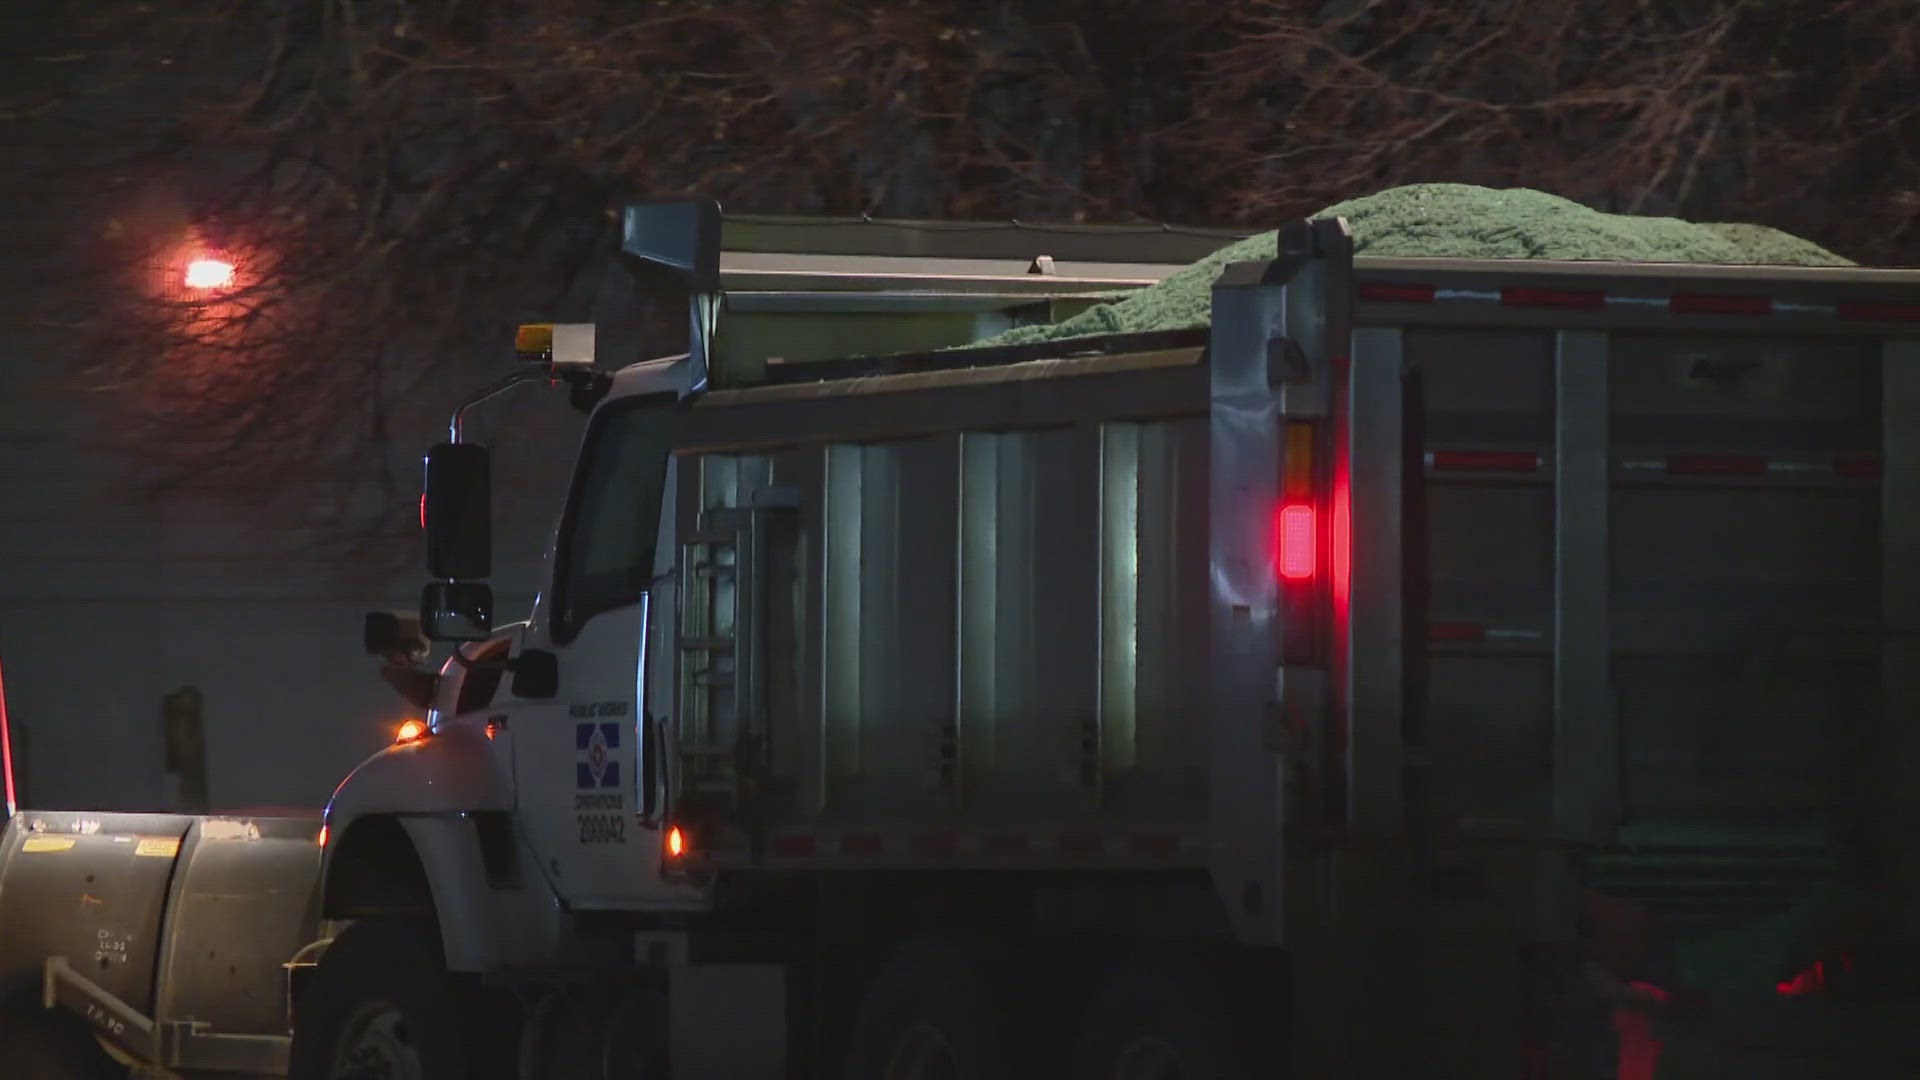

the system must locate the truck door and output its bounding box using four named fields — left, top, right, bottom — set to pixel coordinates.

left=502, top=392, right=689, bottom=907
